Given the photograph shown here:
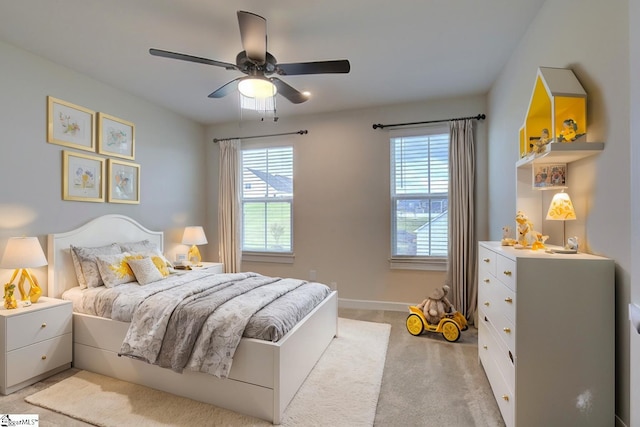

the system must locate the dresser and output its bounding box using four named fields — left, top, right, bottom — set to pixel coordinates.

left=0, top=297, right=72, bottom=394
left=477, top=241, right=614, bottom=427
